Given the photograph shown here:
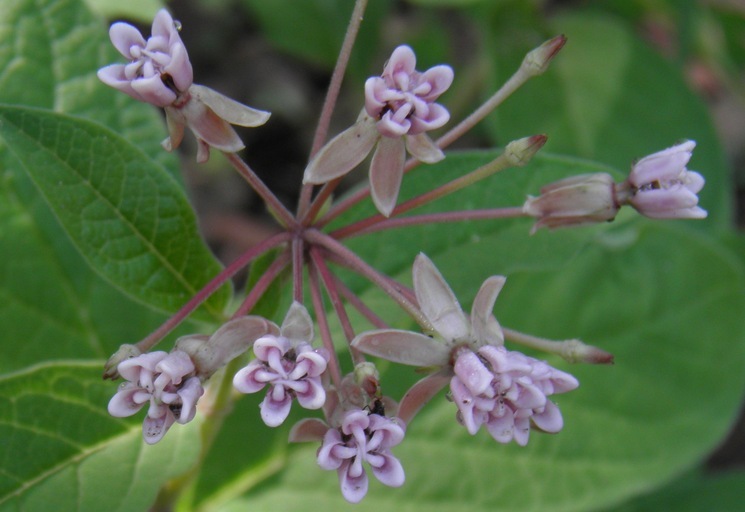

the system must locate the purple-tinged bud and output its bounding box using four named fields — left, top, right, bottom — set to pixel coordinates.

left=523, top=173, right=620, bottom=233
left=618, top=140, right=707, bottom=219
left=522, top=35, right=567, bottom=77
